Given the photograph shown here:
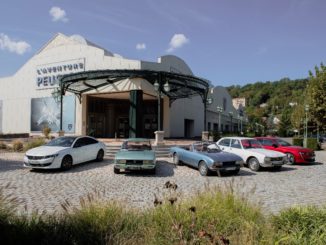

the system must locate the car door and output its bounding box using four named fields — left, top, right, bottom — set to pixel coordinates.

left=230, top=139, right=243, bottom=157
left=217, top=138, right=231, bottom=152
left=84, top=137, right=99, bottom=160
left=71, top=138, right=87, bottom=164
